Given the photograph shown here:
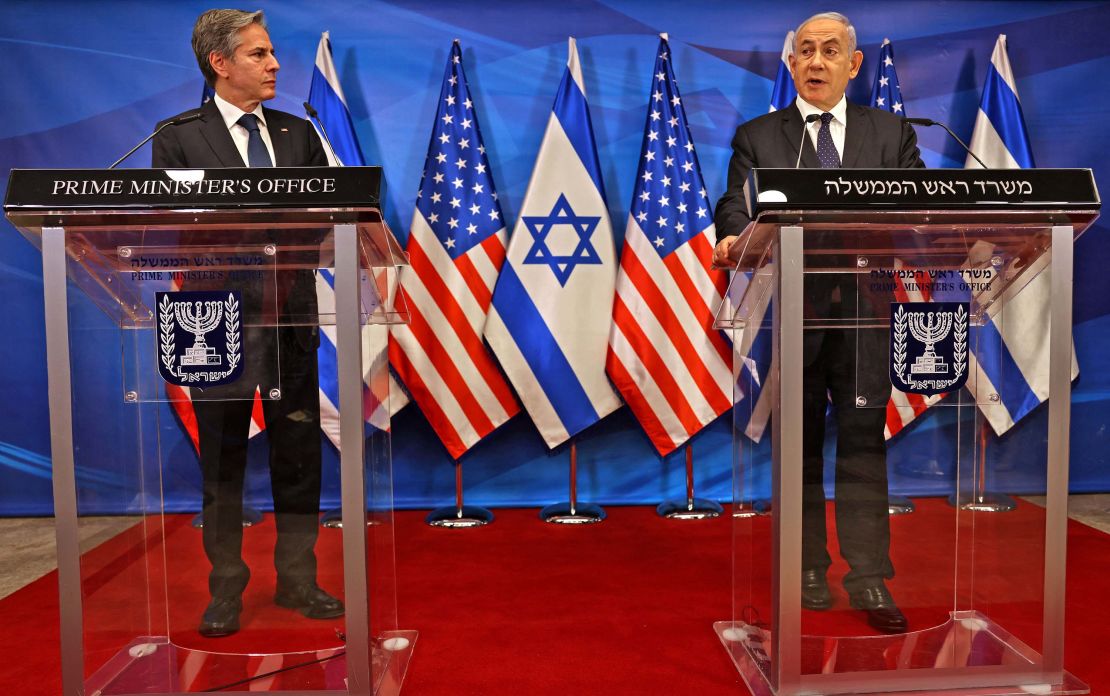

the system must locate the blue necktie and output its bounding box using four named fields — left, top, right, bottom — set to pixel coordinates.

left=816, top=112, right=841, bottom=168
left=237, top=113, right=273, bottom=168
